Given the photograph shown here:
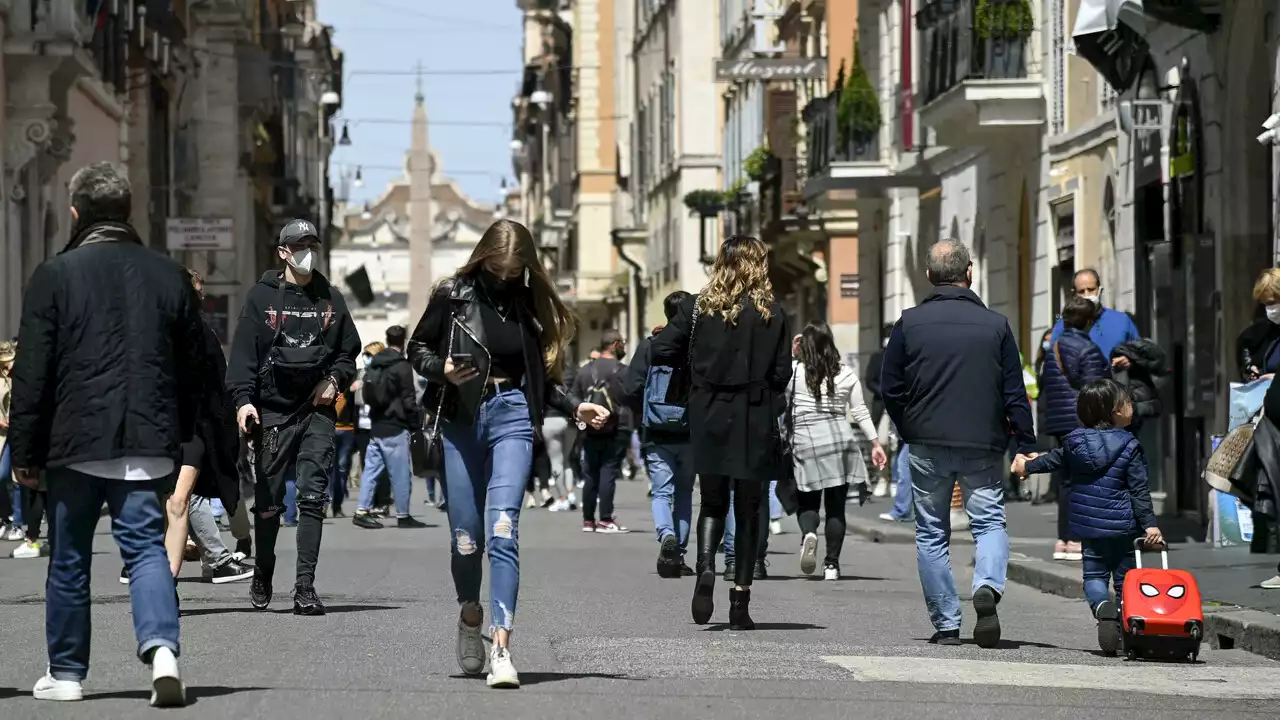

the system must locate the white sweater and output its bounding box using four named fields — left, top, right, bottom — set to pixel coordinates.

left=789, top=363, right=878, bottom=440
